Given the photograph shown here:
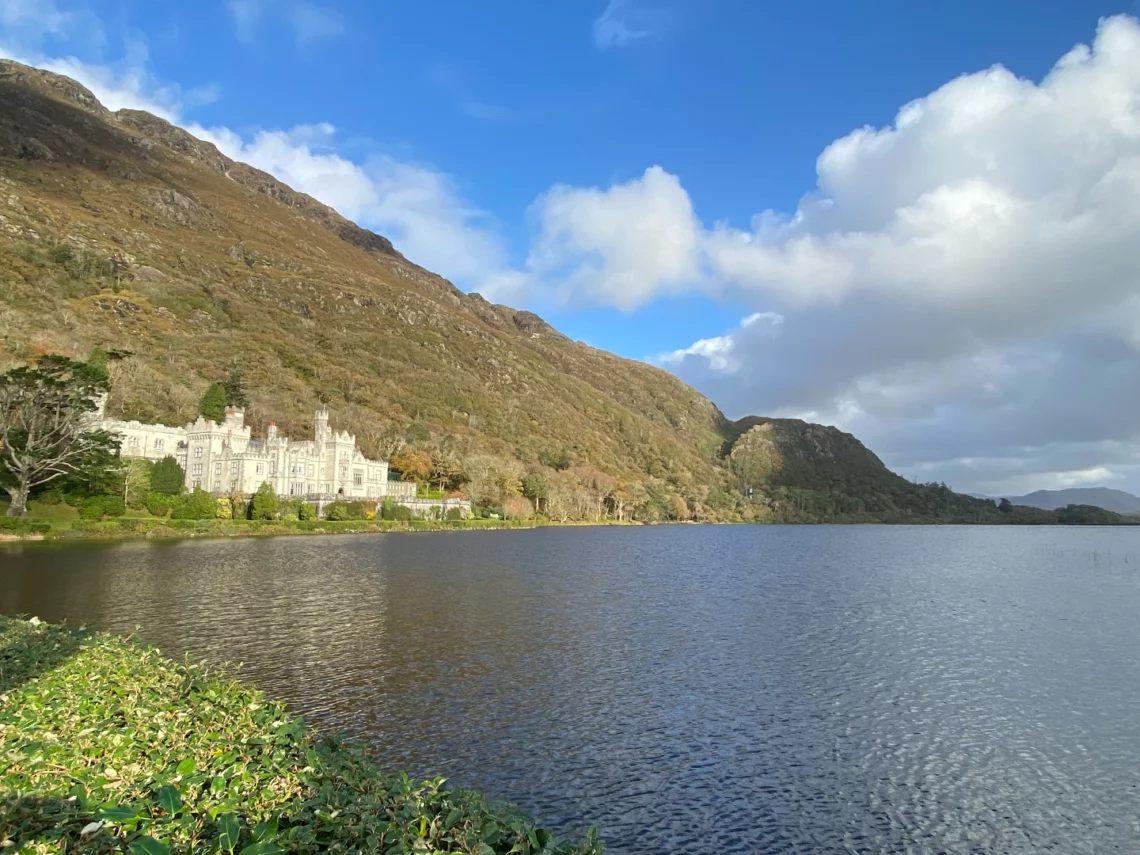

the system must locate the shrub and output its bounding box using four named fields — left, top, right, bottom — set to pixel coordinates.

left=502, top=496, right=535, bottom=520
left=78, top=496, right=106, bottom=521
left=215, top=497, right=233, bottom=519
left=251, top=482, right=278, bottom=520
left=100, top=495, right=126, bottom=517
left=146, top=493, right=173, bottom=517
left=299, top=502, right=317, bottom=521
left=277, top=499, right=301, bottom=521
left=0, top=517, right=21, bottom=530
left=345, top=500, right=367, bottom=520
left=151, top=457, right=185, bottom=496
left=64, top=490, right=86, bottom=507
left=445, top=506, right=466, bottom=521
left=28, top=522, right=52, bottom=534
left=171, top=488, right=217, bottom=520
left=325, top=501, right=351, bottom=521
left=379, top=497, right=398, bottom=520
left=37, top=488, right=64, bottom=506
